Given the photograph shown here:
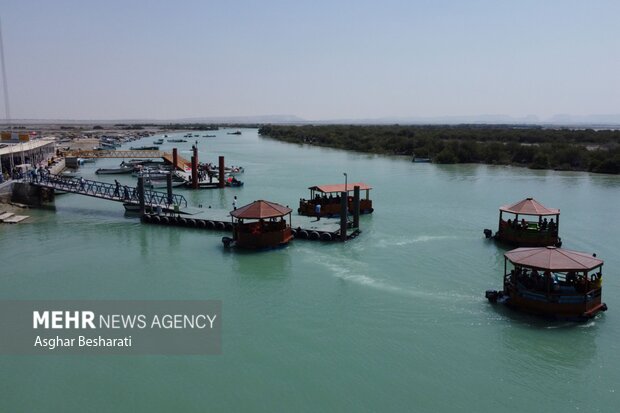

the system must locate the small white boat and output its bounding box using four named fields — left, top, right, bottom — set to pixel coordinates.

left=61, top=170, right=80, bottom=178
left=145, top=178, right=186, bottom=189
left=95, top=166, right=133, bottom=175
